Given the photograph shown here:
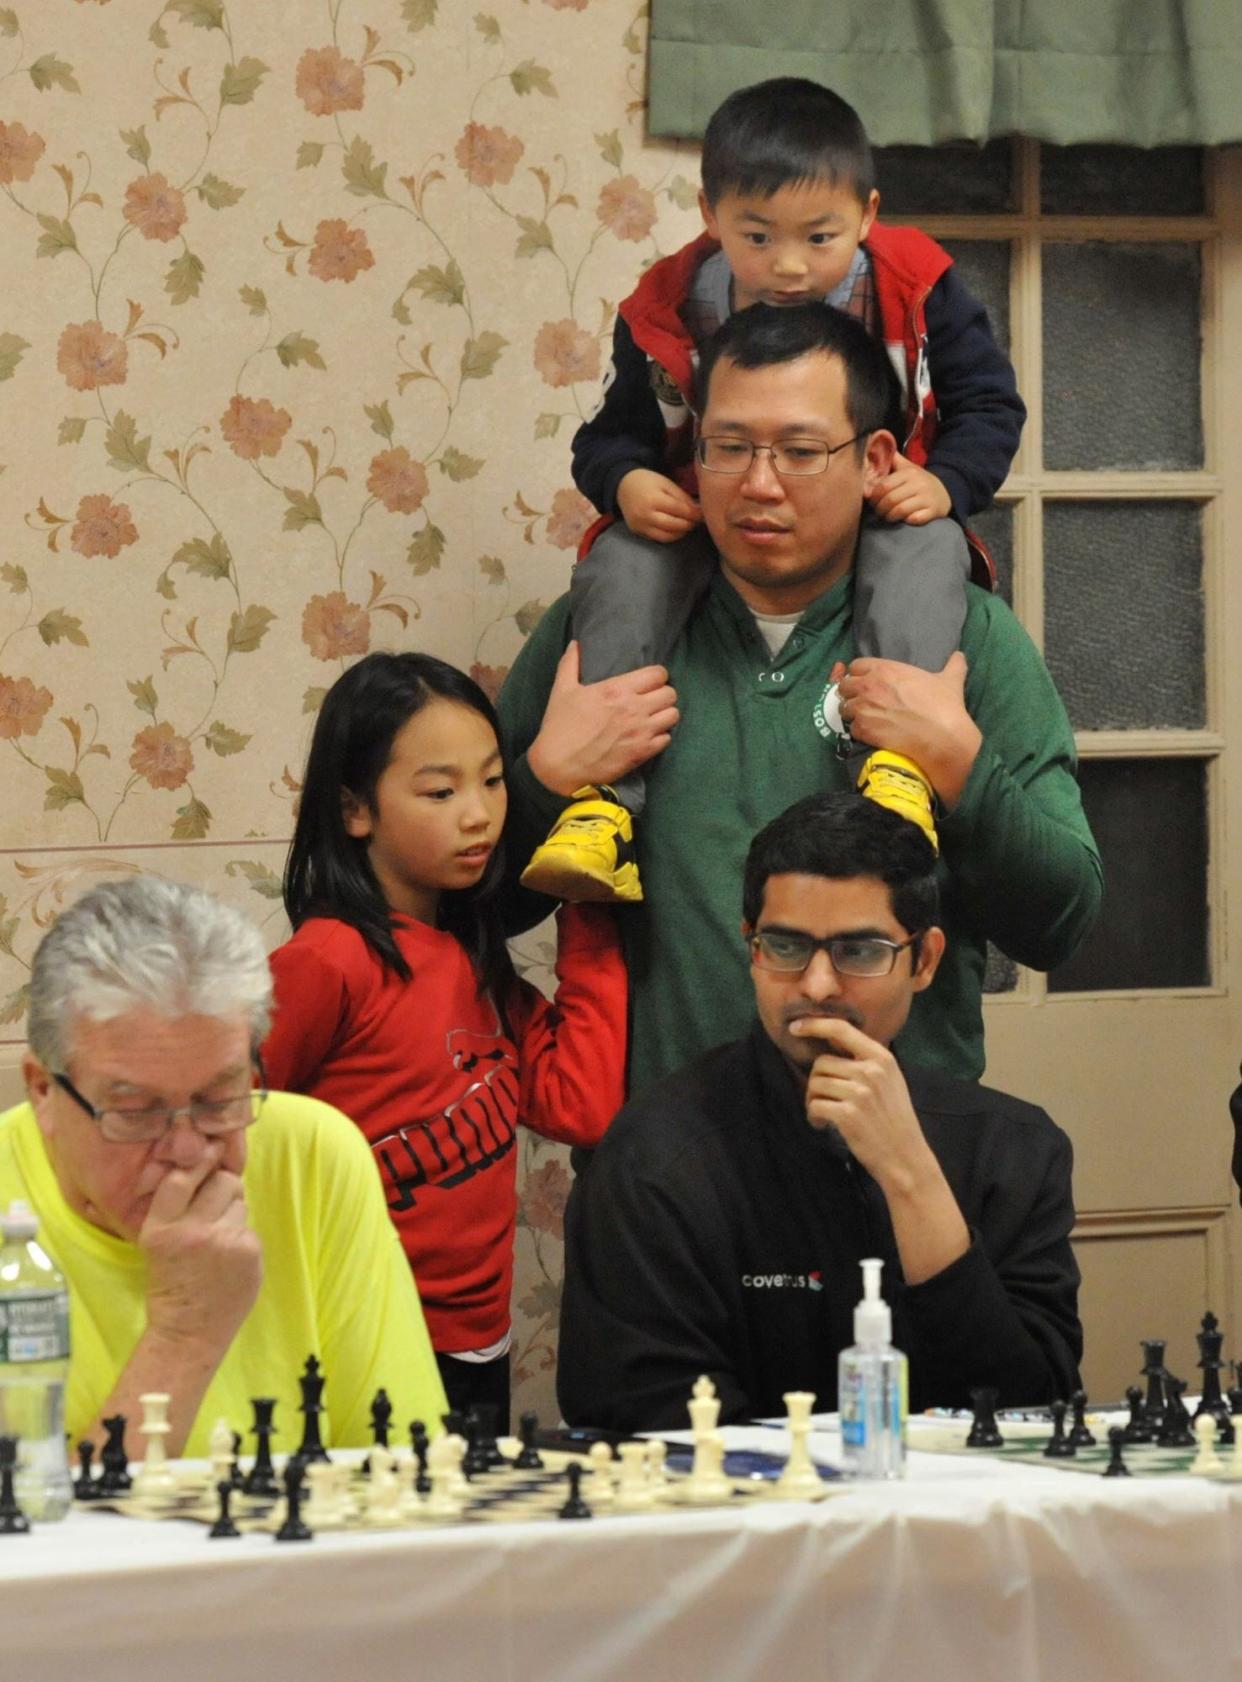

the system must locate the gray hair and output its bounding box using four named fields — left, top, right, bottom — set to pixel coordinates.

left=27, top=876, right=273, bottom=1071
